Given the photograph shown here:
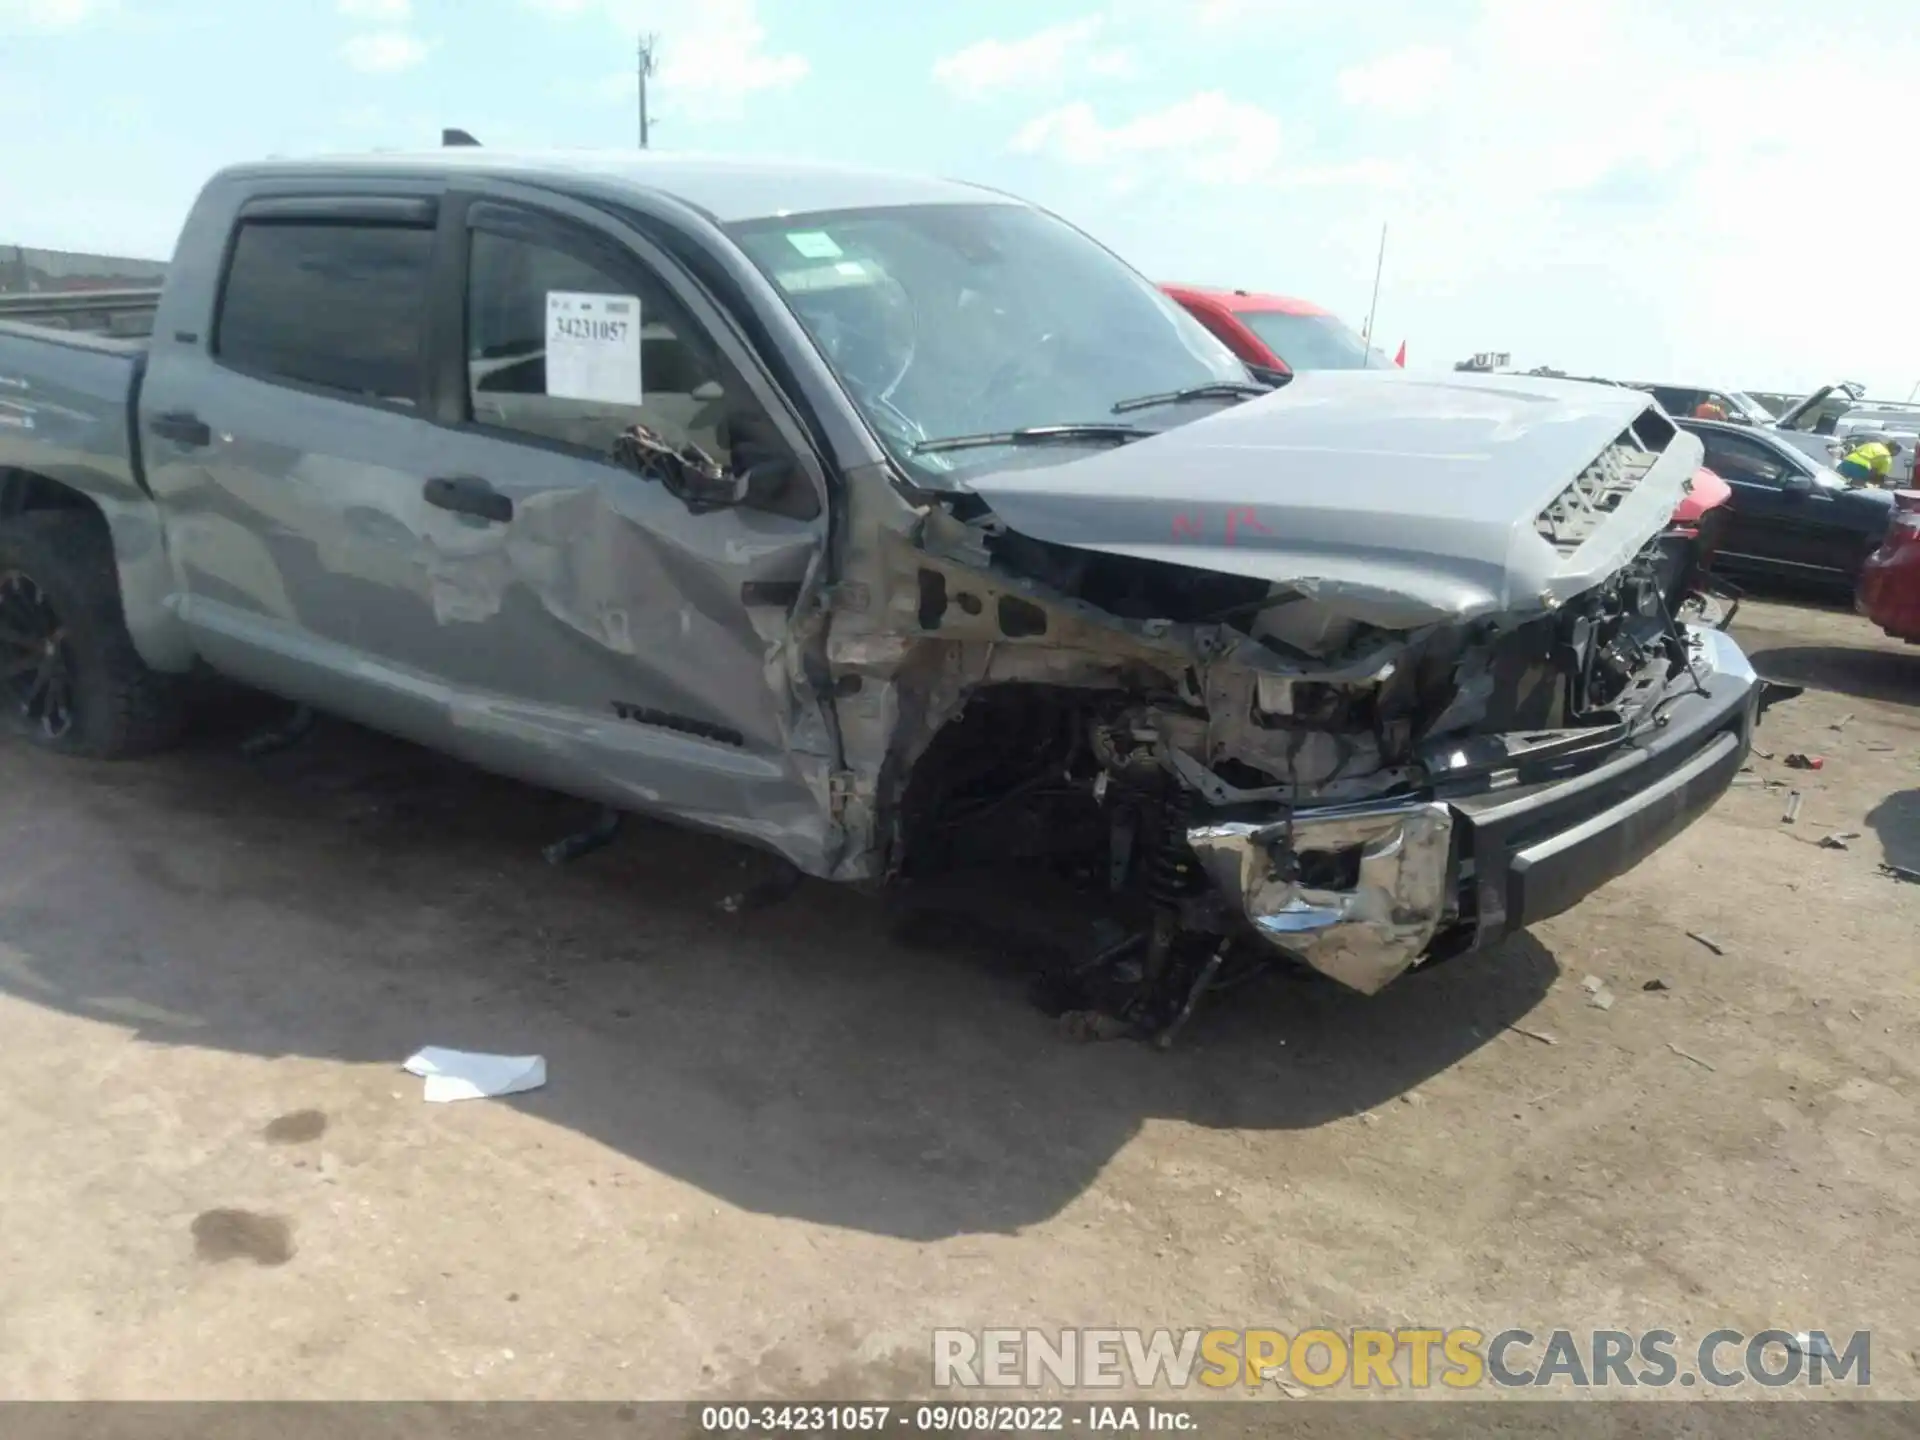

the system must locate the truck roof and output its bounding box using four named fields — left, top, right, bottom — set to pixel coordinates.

left=216, top=150, right=1013, bottom=225
left=1159, top=283, right=1331, bottom=317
